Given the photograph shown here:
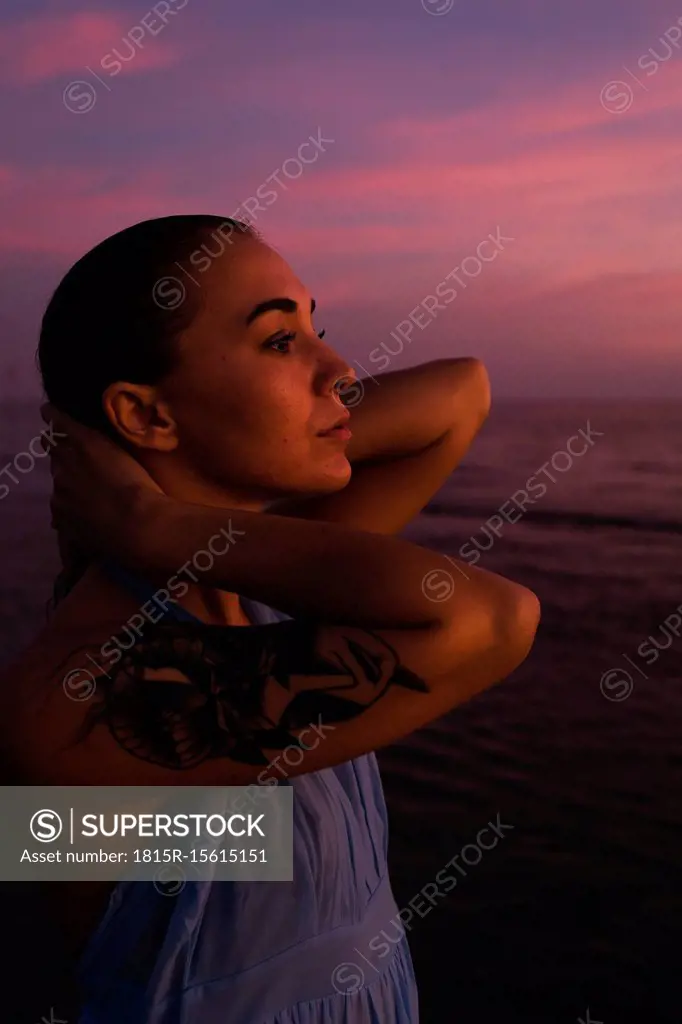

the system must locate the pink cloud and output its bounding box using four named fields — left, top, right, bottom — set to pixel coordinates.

left=355, top=268, right=682, bottom=389
left=452, top=269, right=682, bottom=368
left=2, top=118, right=681, bottom=295
left=1, top=39, right=681, bottom=351
left=524, top=271, right=682, bottom=343
left=0, top=10, right=186, bottom=84
left=298, top=131, right=682, bottom=213
left=0, top=165, right=187, bottom=255
left=379, top=60, right=682, bottom=146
